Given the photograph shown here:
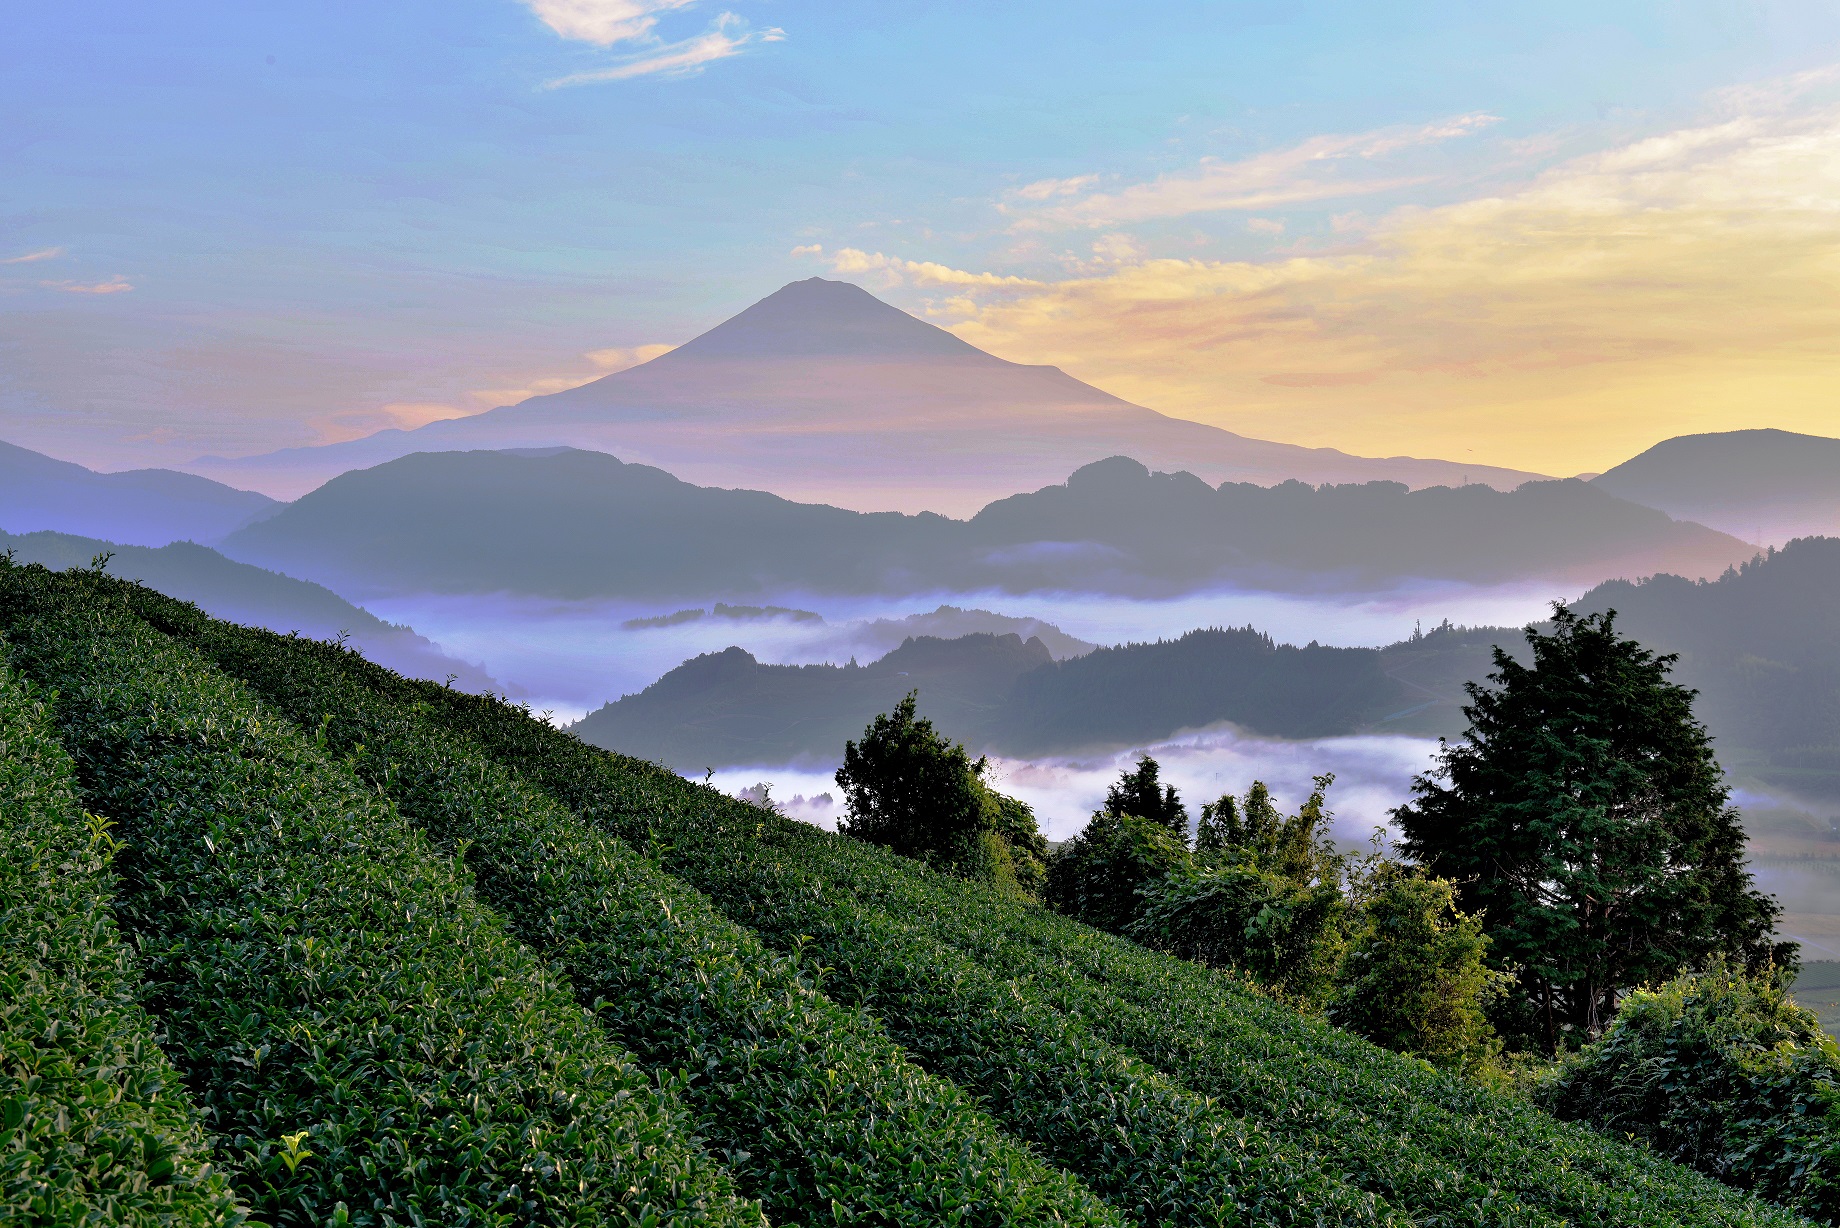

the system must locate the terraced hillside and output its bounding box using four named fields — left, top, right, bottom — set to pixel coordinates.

left=0, top=557, right=1823, bottom=1227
